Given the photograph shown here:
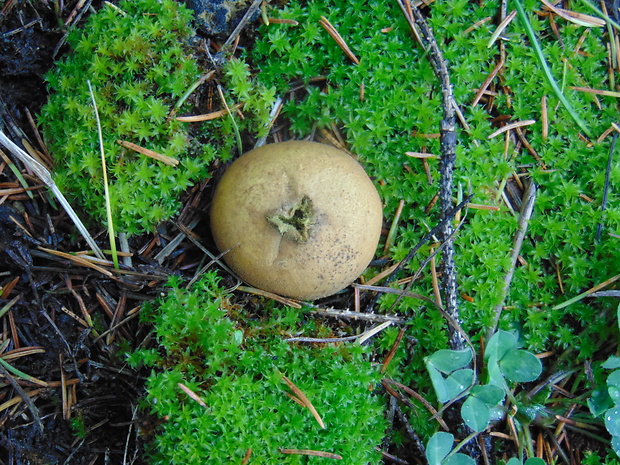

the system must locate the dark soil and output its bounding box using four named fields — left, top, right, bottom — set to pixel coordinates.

left=2, top=1, right=616, bottom=464
left=0, top=1, right=241, bottom=463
